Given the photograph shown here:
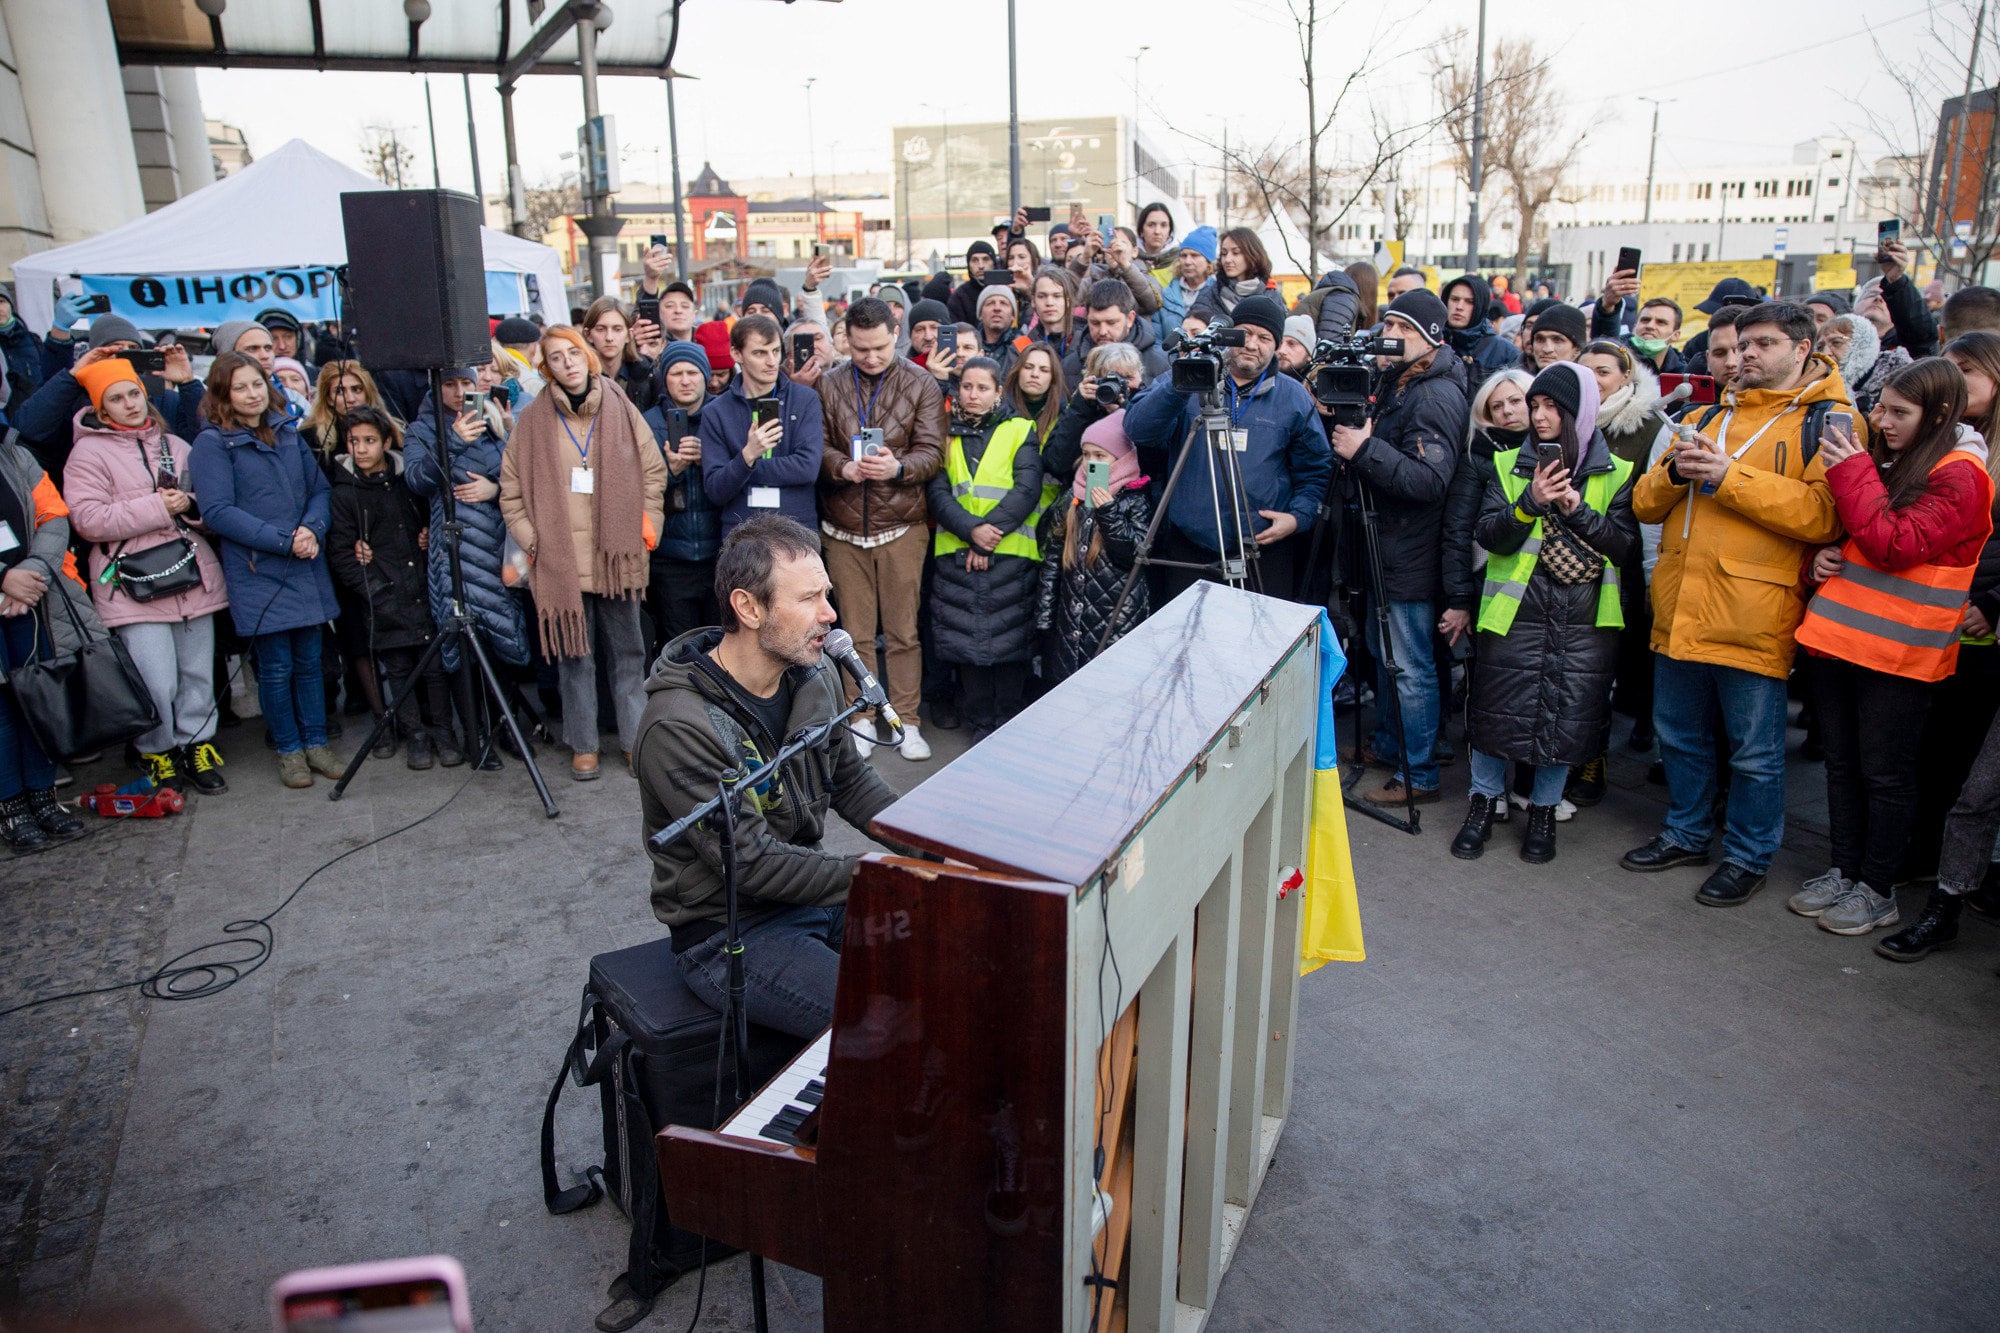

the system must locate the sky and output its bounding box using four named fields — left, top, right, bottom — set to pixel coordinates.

left=193, top=0, right=1959, bottom=206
